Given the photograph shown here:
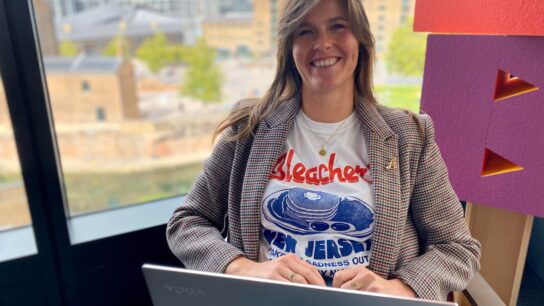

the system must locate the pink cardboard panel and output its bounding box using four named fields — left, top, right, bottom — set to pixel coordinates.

left=420, top=35, right=544, bottom=217
left=414, top=0, right=544, bottom=36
